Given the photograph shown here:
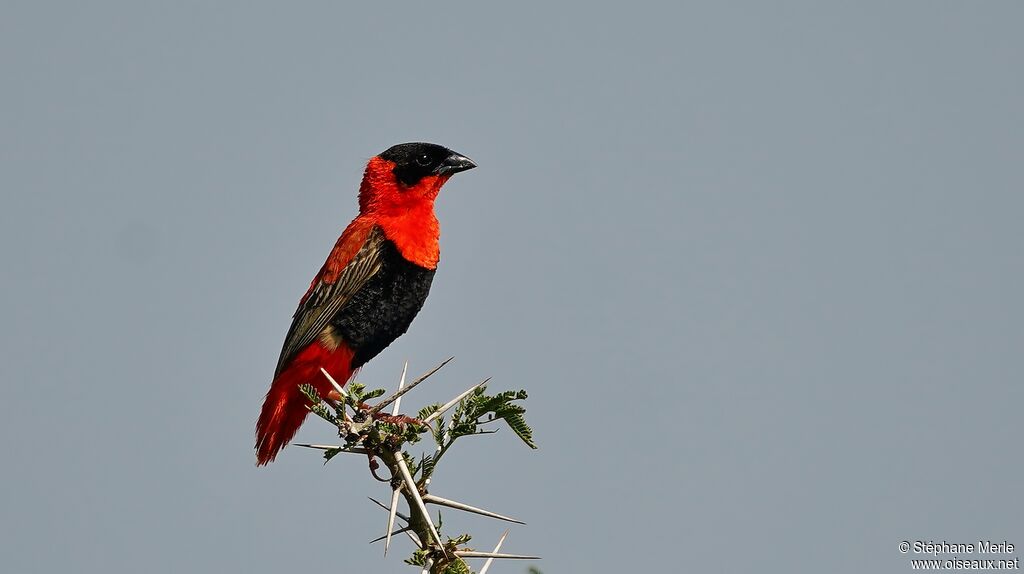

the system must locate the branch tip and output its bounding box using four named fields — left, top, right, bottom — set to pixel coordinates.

left=384, top=487, right=401, bottom=556
left=422, top=493, right=525, bottom=525
left=370, top=357, right=454, bottom=415
left=391, top=361, right=409, bottom=416
left=422, top=378, right=491, bottom=425
left=478, top=530, right=510, bottom=574
left=455, top=551, right=540, bottom=560
left=320, top=367, right=348, bottom=397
